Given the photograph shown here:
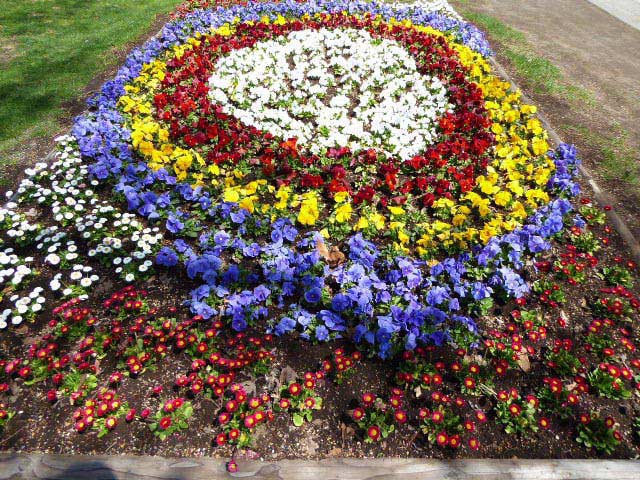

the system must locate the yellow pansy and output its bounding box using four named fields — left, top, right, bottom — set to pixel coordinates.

left=334, top=191, right=350, bottom=203
left=388, top=205, right=405, bottom=216
left=369, top=212, right=385, bottom=230
left=494, top=190, right=512, bottom=207
left=223, top=189, right=240, bottom=203
left=335, top=203, right=353, bottom=223
left=356, top=216, right=369, bottom=230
